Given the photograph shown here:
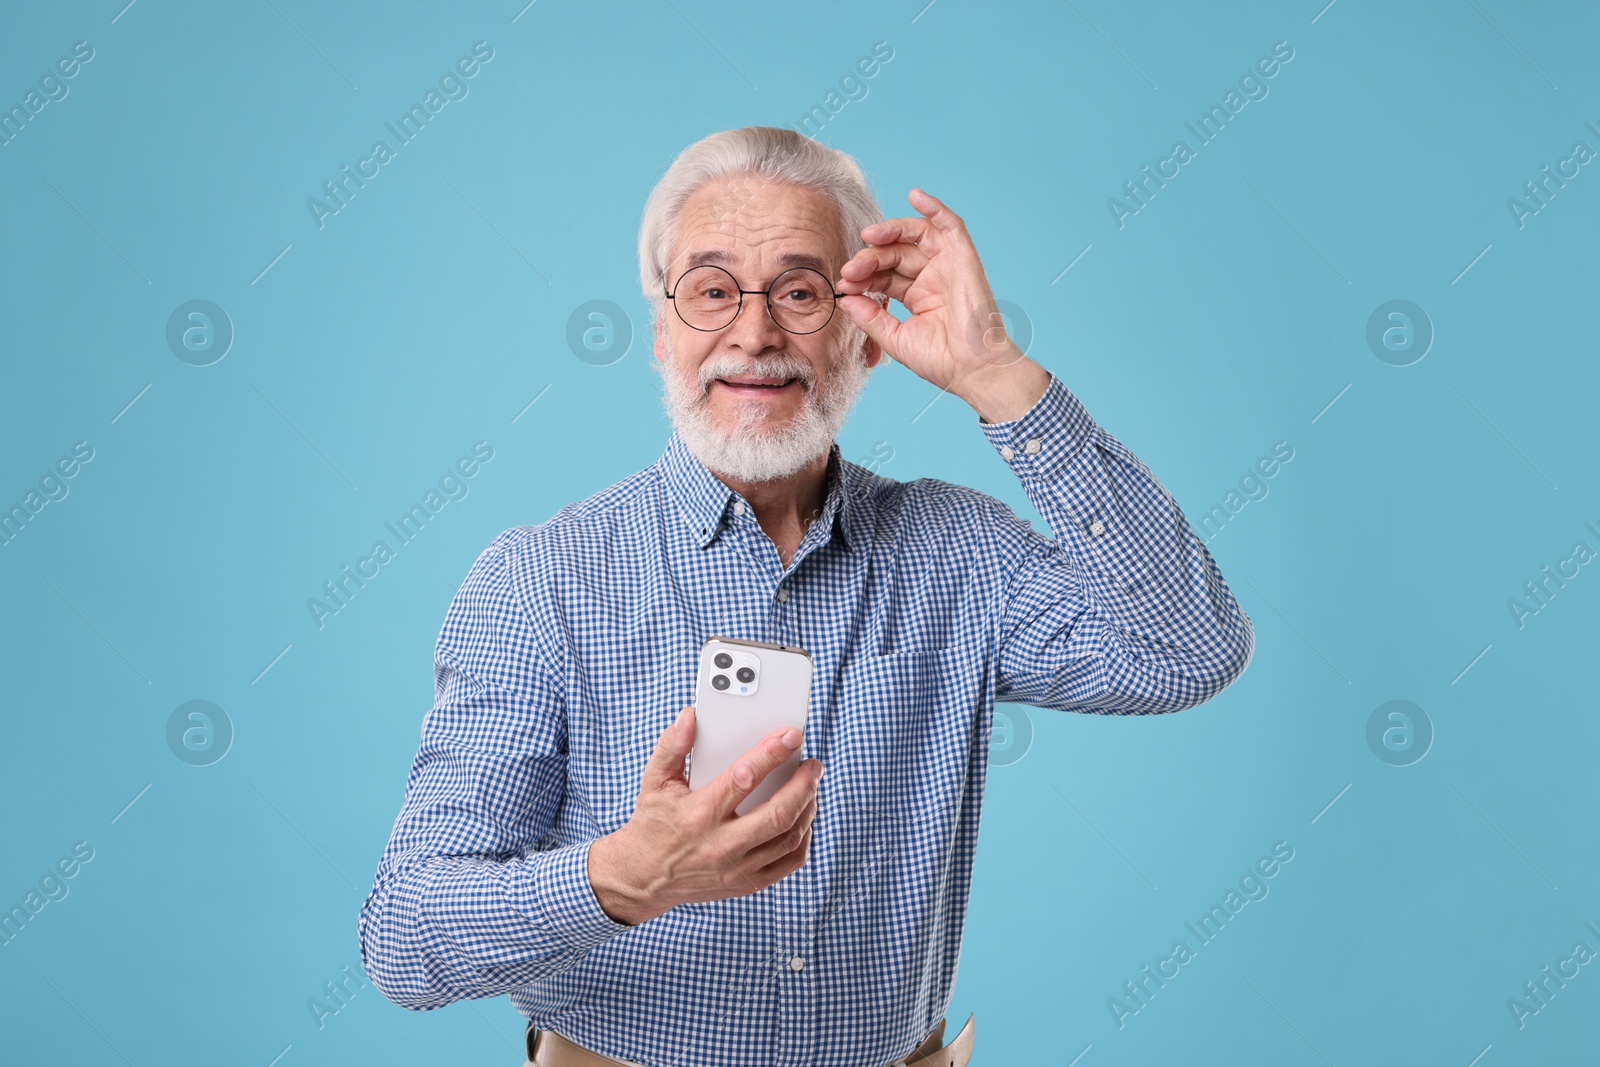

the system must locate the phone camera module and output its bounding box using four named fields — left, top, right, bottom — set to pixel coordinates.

left=711, top=674, right=730, bottom=691
left=713, top=652, right=733, bottom=669
left=735, top=666, right=755, bottom=683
